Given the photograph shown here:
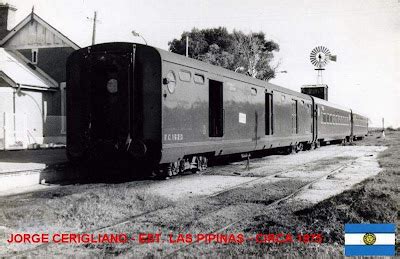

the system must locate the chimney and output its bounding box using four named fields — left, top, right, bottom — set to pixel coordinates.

left=0, top=3, right=17, bottom=41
